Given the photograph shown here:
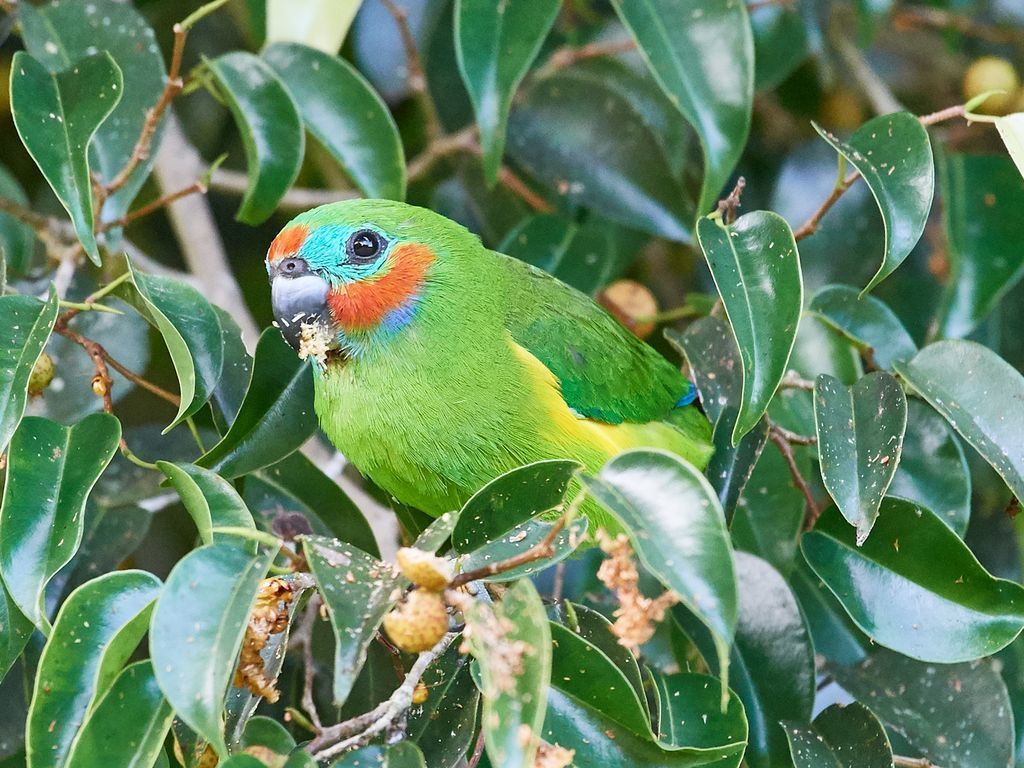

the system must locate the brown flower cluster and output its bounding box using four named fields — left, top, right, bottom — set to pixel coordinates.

left=534, top=741, right=576, bottom=768
left=233, top=576, right=296, bottom=702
